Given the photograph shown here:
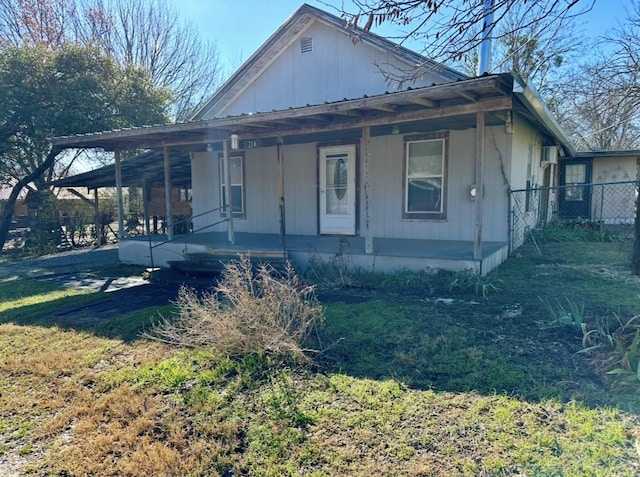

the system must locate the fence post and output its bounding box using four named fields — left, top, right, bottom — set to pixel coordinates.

left=599, top=184, right=605, bottom=239
left=508, top=191, right=513, bottom=253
